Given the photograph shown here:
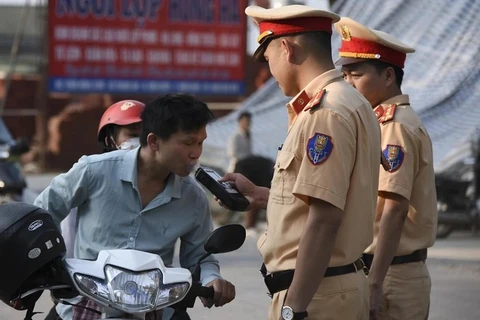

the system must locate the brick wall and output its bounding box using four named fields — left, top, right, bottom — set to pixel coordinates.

left=0, top=77, right=243, bottom=172
left=0, top=59, right=270, bottom=172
